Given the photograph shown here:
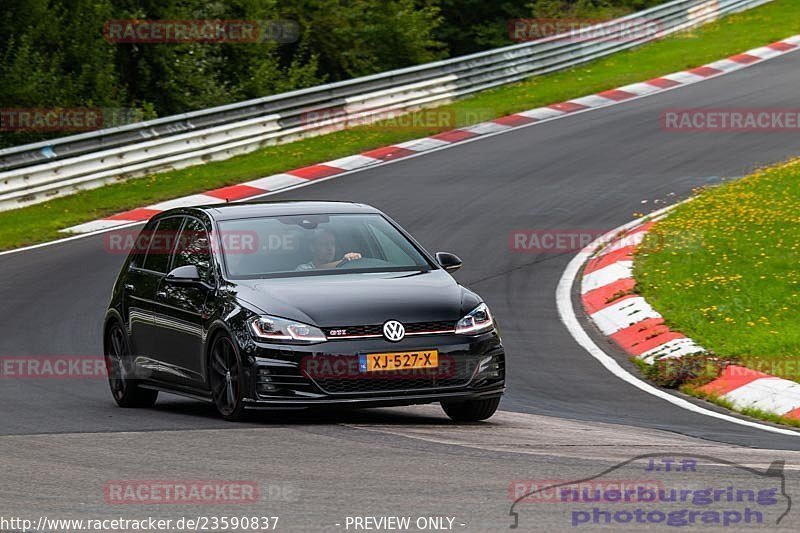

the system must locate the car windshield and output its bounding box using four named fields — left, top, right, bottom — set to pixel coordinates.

left=217, top=213, right=432, bottom=278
